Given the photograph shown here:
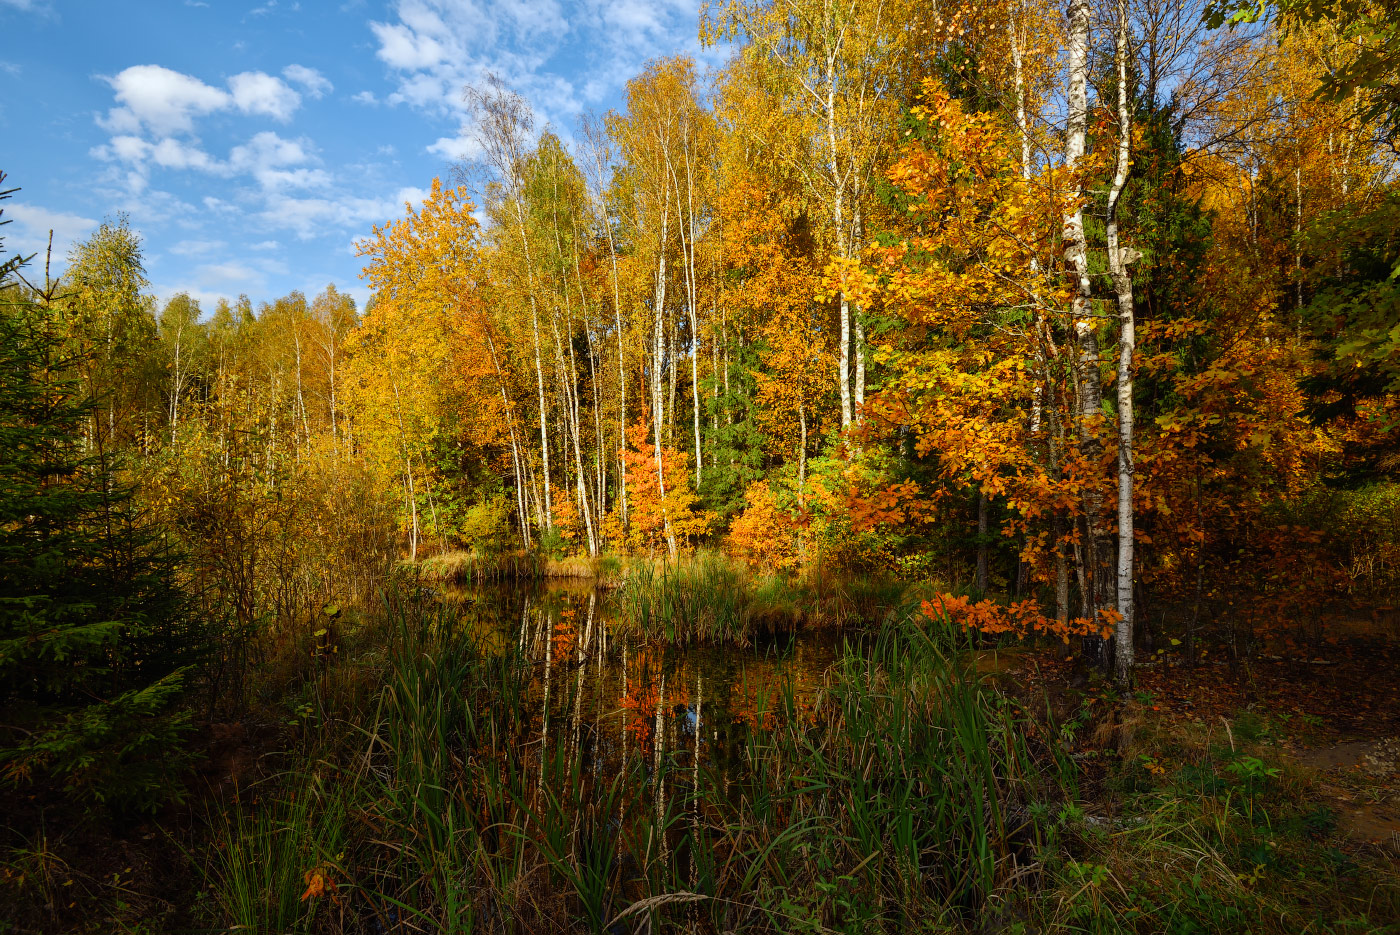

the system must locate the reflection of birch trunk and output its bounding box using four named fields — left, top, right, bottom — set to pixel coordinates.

left=571, top=604, right=587, bottom=862
left=691, top=673, right=702, bottom=890
left=653, top=670, right=667, bottom=865
left=798, top=400, right=808, bottom=563
left=537, top=603, right=554, bottom=802
left=618, top=644, right=628, bottom=868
